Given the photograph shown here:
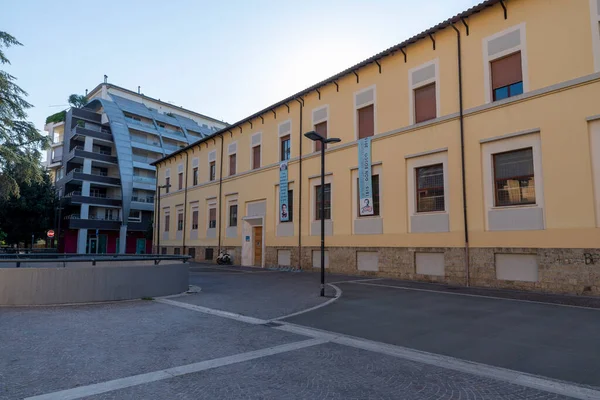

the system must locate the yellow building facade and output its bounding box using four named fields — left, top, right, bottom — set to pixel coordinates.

left=154, top=0, right=600, bottom=295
